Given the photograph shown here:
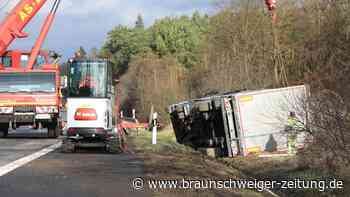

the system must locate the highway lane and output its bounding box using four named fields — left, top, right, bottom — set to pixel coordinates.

left=0, top=128, right=59, bottom=167
left=0, top=128, right=149, bottom=197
